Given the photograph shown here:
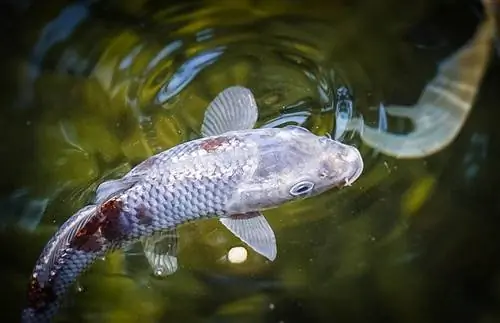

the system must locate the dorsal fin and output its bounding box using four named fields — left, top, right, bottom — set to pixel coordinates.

left=94, top=176, right=141, bottom=204
left=201, top=86, right=259, bottom=137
